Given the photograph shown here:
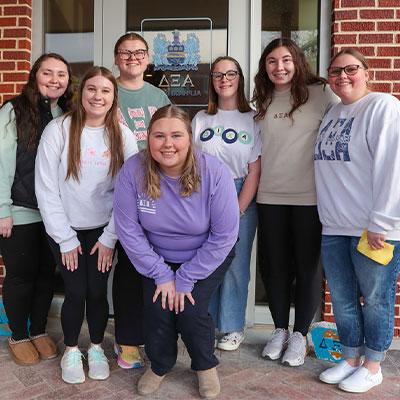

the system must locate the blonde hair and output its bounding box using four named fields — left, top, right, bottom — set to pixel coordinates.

left=143, top=105, right=200, bottom=199
left=66, top=66, right=124, bottom=181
